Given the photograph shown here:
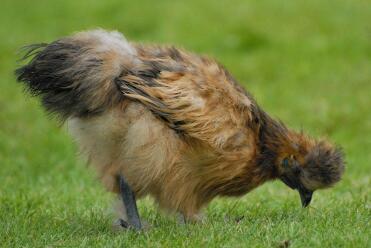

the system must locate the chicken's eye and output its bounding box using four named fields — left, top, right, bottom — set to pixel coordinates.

left=282, top=158, right=290, bottom=168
